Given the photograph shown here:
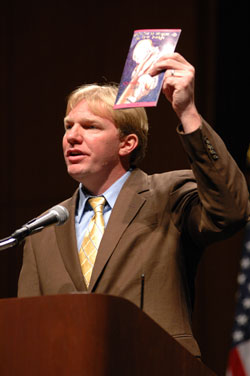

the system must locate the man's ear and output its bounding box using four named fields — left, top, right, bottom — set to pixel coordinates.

left=119, top=134, right=138, bottom=157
